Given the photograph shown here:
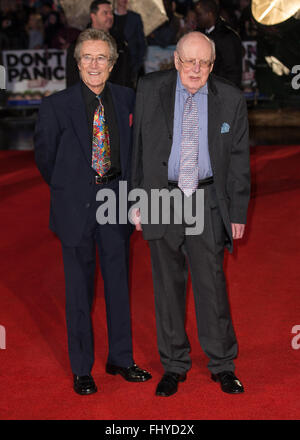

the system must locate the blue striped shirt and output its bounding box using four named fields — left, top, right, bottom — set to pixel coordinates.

left=168, top=73, right=213, bottom=181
